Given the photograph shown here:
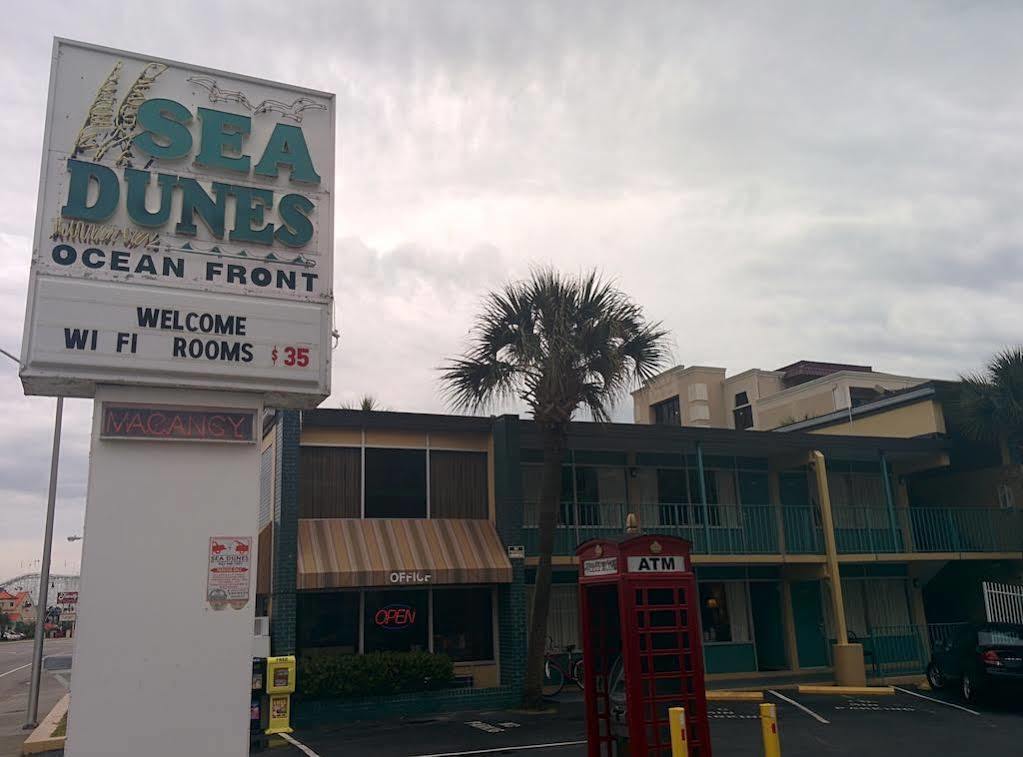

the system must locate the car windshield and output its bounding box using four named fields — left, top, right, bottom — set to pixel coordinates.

left=977, top=625, right=1023, bottom=647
